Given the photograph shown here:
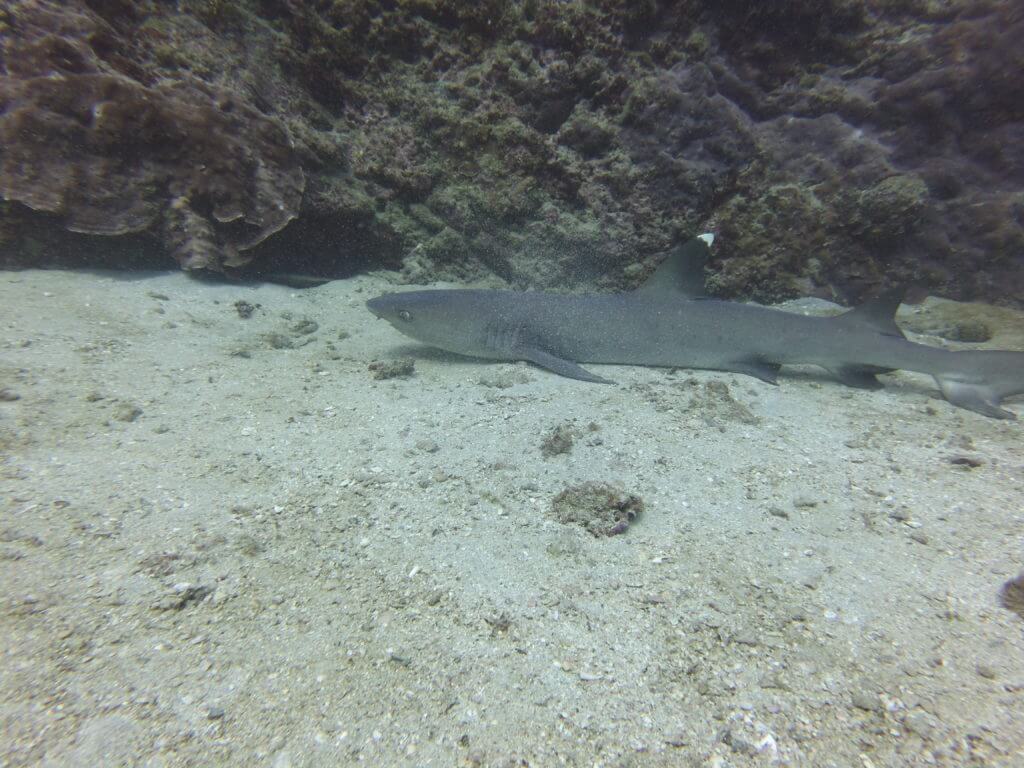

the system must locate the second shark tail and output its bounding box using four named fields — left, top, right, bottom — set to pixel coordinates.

left=933, top=350, right=1024, bottom=419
